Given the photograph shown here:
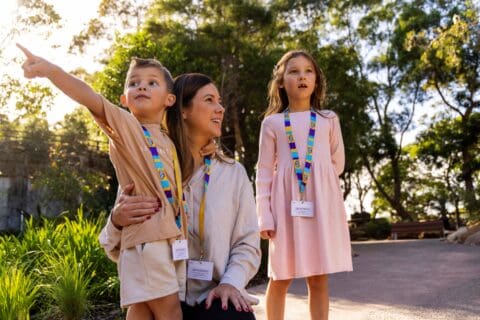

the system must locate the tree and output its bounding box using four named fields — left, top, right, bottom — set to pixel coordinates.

left=397, top=0, right=480, bottom=217
left=69, top=0, right=148, bottom=54
left=415, top=114, right=480, bottom=223
left=0, top=0, right=61, bottom=56
left=0, top=75, right=55, bottom=119
left=91, top=0, right=280, bottom=177
left=34, top=108, right=114, bottom=216
left=321, top=0, right=424, bottom=220
left=75, top=1, right=377, bottom=207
